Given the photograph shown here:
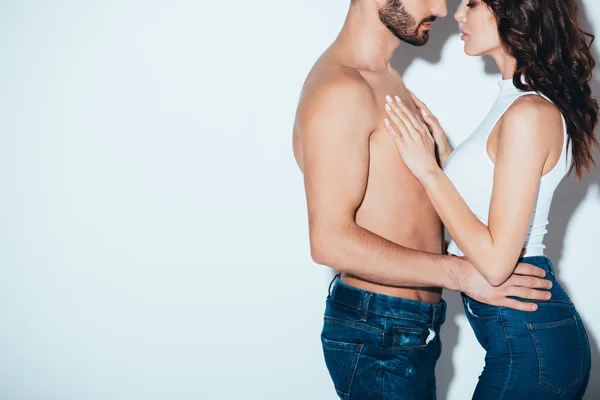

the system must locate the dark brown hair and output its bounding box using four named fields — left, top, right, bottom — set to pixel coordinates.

left=483, top=0, right=599, bottom=179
